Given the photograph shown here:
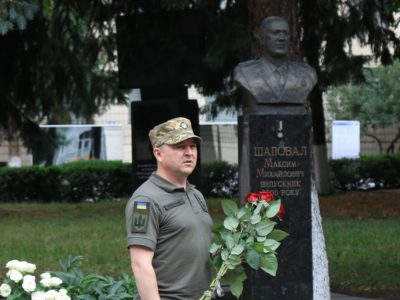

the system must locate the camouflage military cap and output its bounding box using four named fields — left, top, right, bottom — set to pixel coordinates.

left=148, top=117, right=202, bottom=148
